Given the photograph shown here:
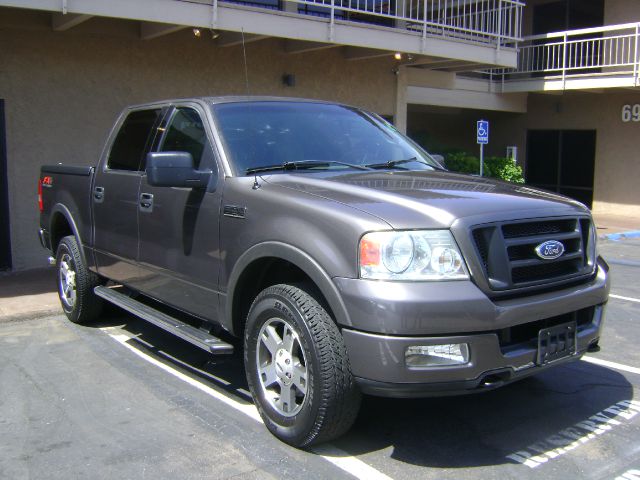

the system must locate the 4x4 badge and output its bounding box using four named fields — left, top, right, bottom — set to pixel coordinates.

left=535, top=240, right=565, bottom=260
